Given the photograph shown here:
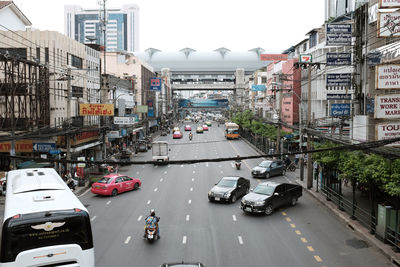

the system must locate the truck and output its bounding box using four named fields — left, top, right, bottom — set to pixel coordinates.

left=225, top=122, right=239, bottom=139
left=240, top=182, right=302, bottom=215
left=152, top=141, right=169, bottom=164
